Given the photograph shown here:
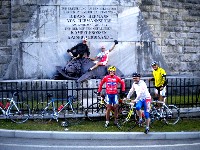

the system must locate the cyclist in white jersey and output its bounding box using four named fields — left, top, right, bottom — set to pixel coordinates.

left=126, top=72, right=151, bottom=134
